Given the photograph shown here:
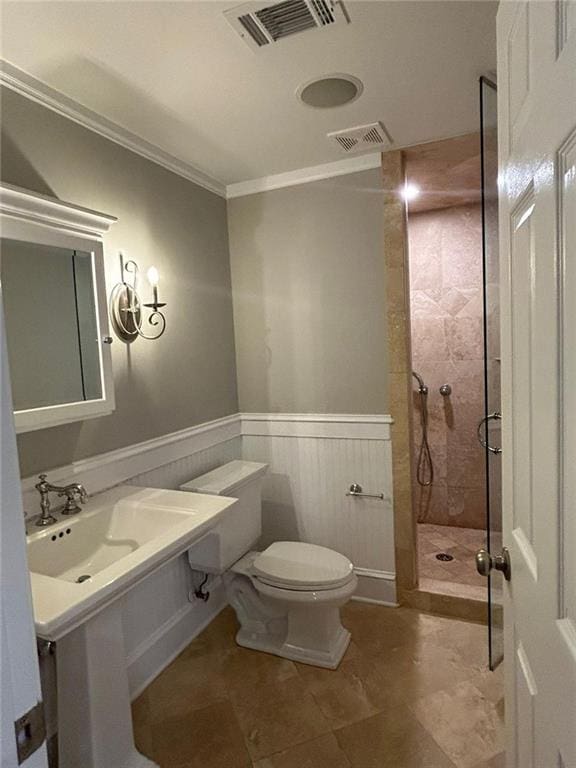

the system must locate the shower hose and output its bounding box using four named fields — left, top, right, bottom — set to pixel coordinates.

left=412, top=371, right=434, bottom=487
